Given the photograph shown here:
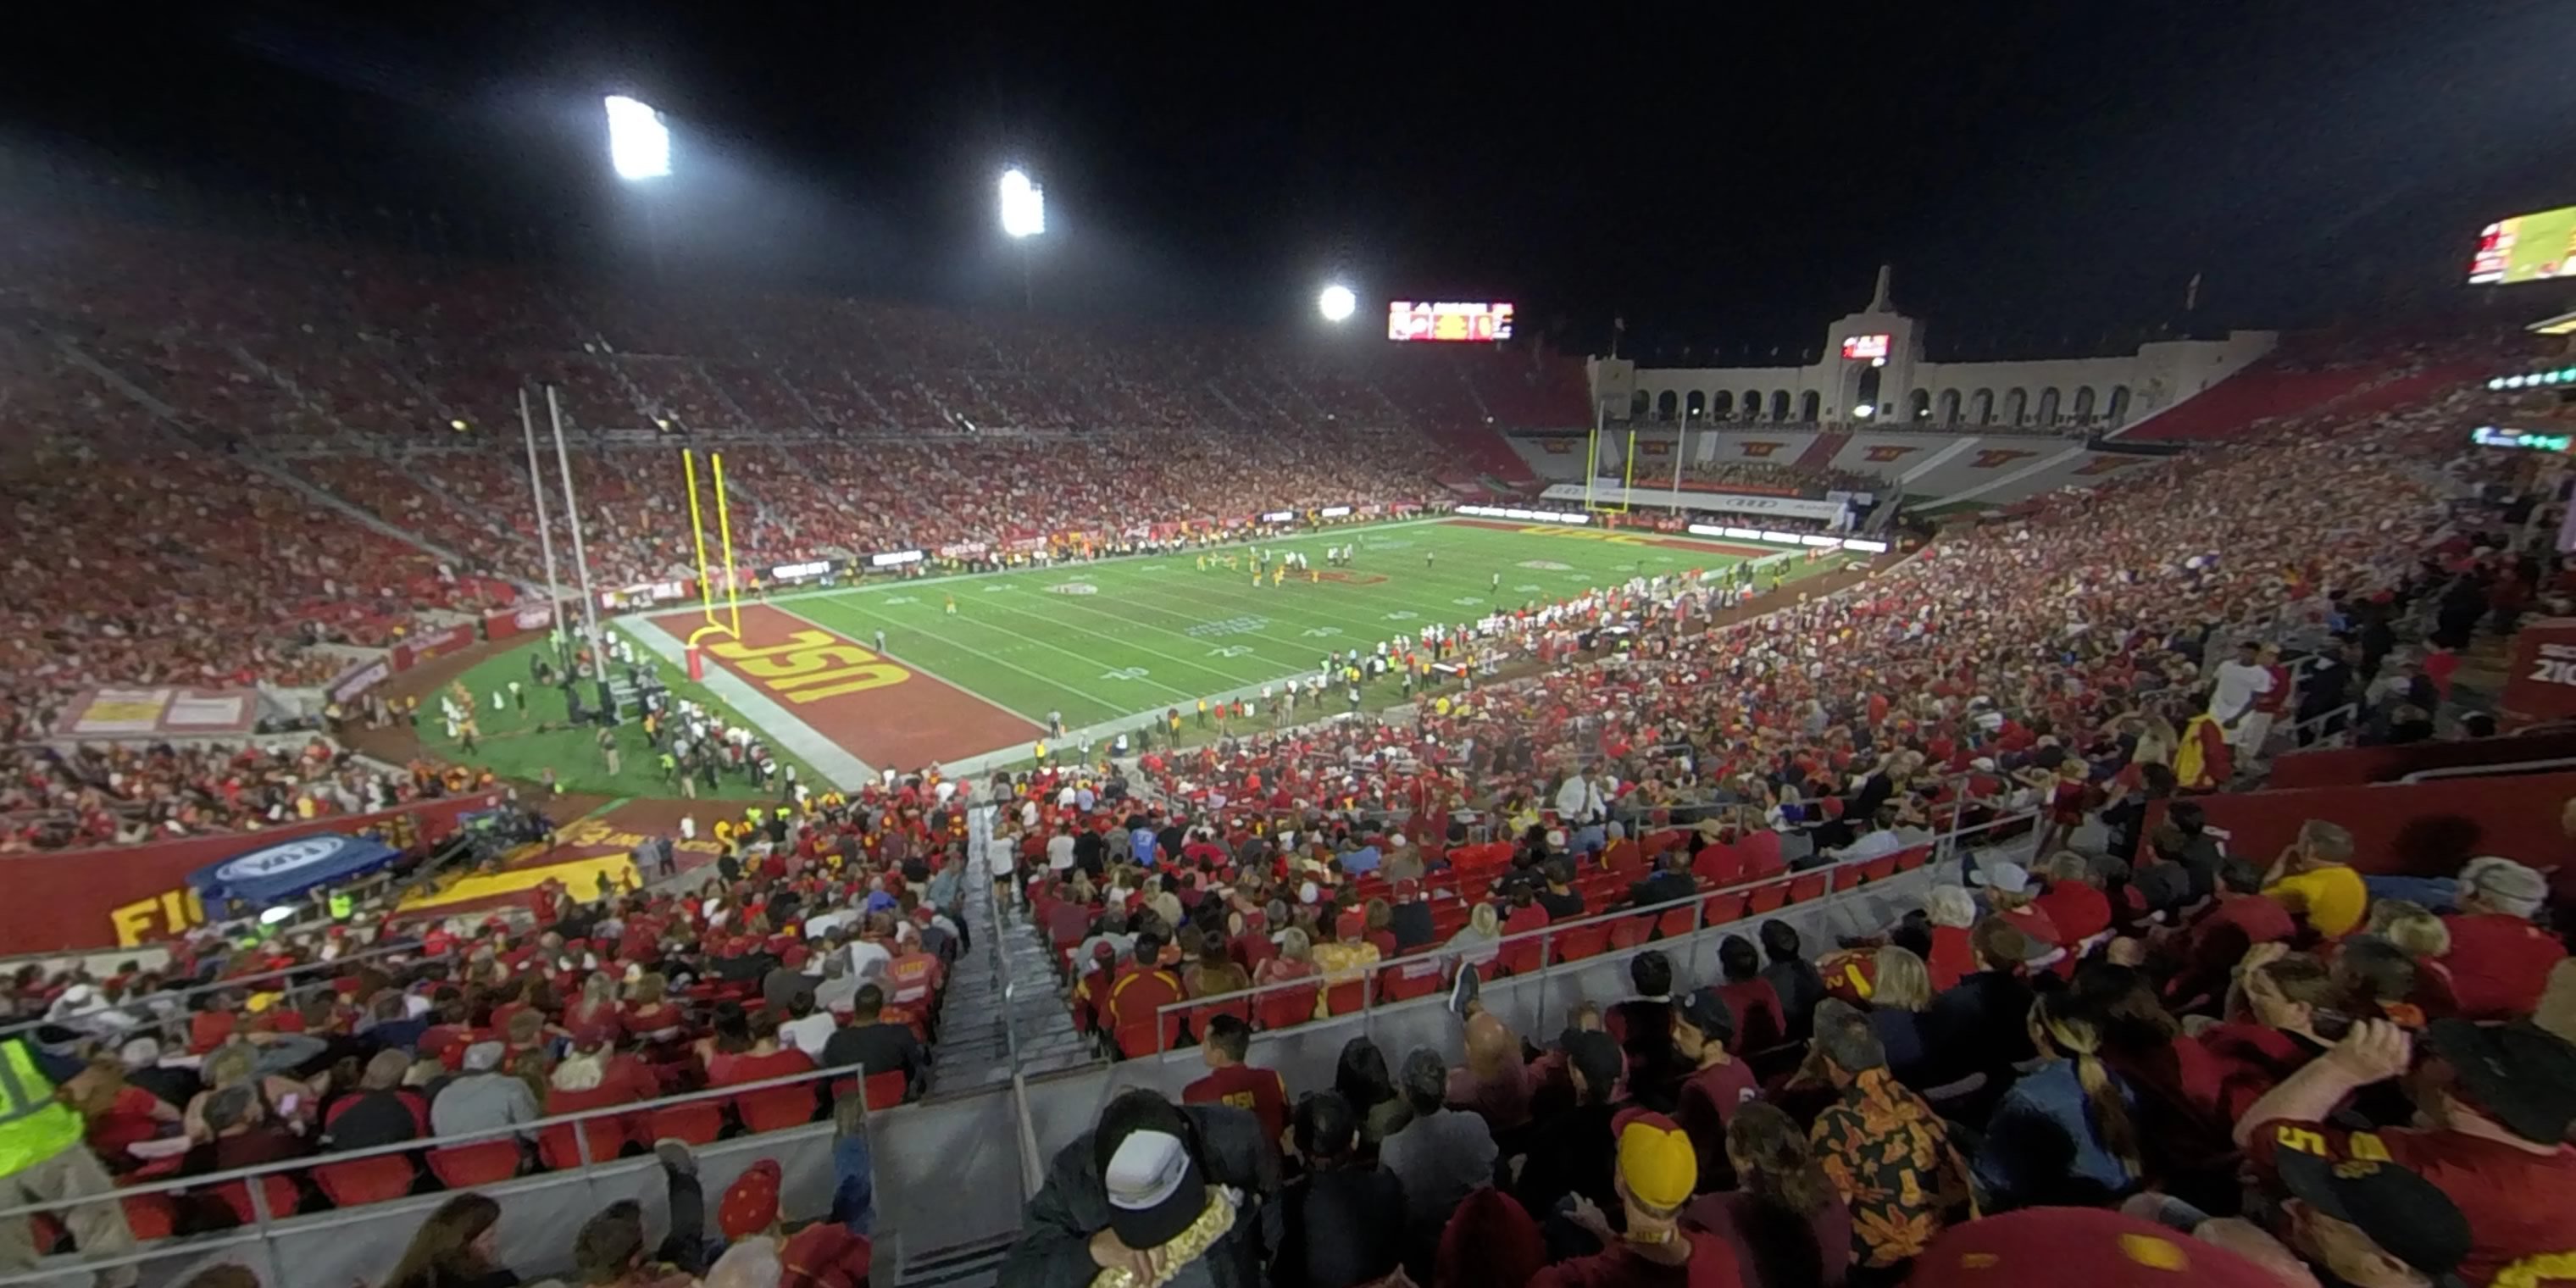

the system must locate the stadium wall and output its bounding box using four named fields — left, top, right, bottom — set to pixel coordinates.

left=0, top=792, right=502, bottom=952
left=2146, top=772, right=2576, bottom=881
